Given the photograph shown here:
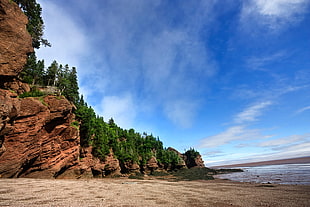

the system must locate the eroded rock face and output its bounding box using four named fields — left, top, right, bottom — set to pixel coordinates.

left=59, top=147, right=121, bottom=178
left=0, top=0, right=33, bottom=76
left=120, top=161, right=140, bottom=174
left=193, top=154, right=205, bottom=168
left=0, top=76, right=31, bottom=94
left=0, top=95, right=79, bottom=178
left=167, top=147, right=187, bottom=169
left=0, top=89, right=20, bottom=157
